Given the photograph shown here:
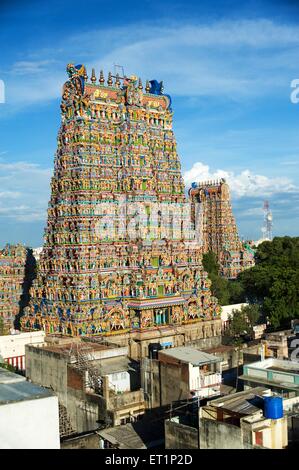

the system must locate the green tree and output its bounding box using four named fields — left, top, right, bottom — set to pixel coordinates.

left=238, top=237, right=299, bottom=328
left=227, top=280, right=245, bottom=304
left=0, top=316, right=4, bottom=336
left=202, top=251, right=246, bottom=305
left=202, top=251, right=219, bottom=276
left=225, top=308, right=248, bottom=346
left=225, top=304, right=260, bottom=345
